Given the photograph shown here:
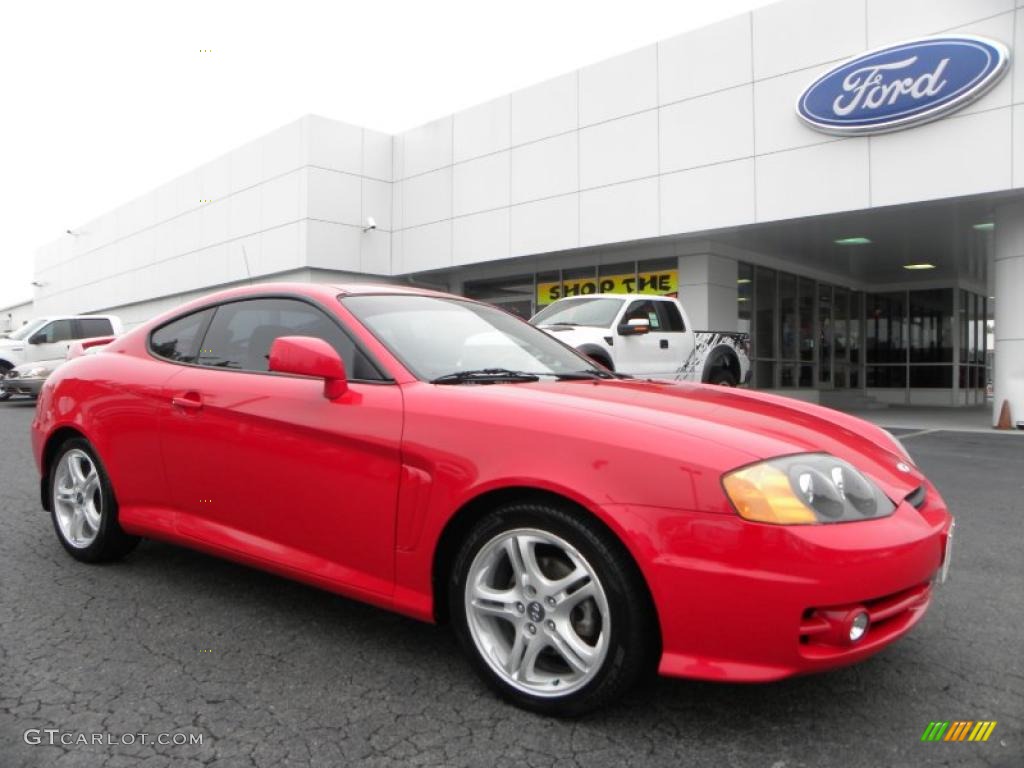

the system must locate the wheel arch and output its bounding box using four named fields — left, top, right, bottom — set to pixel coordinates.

left=575, top=344, right=614, bottom=371
left=39, top=426, right=89, bottom=511
left=430, top=485, right=661, bottom=655
left=702, top=346, right=740, bottom=383
left=0, top=357, right=14, bottom=371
